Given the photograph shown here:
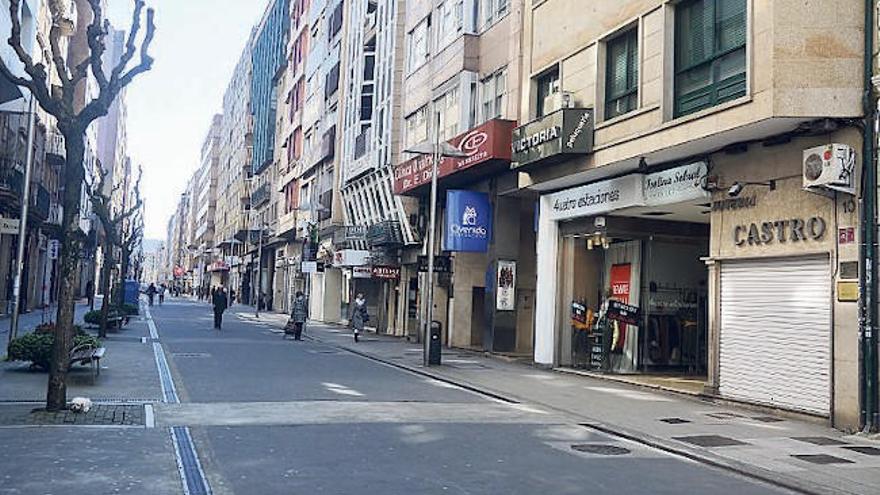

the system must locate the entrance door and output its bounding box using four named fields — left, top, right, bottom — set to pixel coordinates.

left=719, top=256, right=831, bottom=415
